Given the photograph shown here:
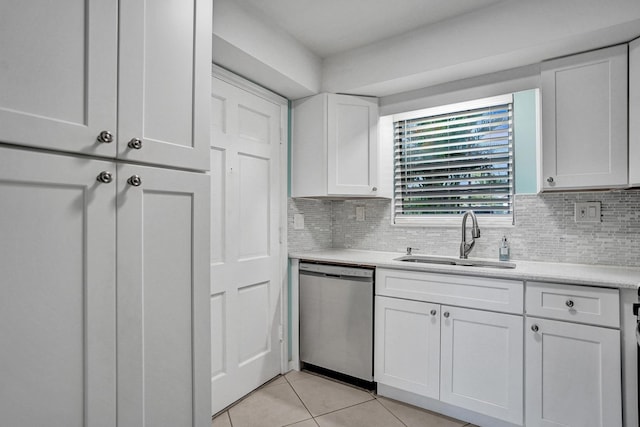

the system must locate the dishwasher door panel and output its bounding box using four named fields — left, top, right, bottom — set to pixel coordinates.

left=299, top=272, right=373, bottom=381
